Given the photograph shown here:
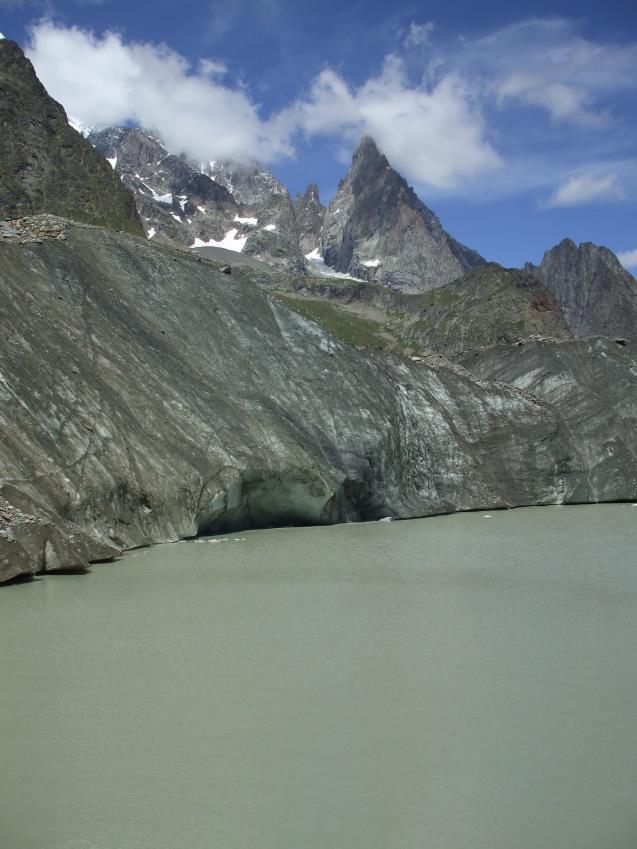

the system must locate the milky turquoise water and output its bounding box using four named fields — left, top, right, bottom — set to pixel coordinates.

left=1, top=504, right=636, bottom=849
